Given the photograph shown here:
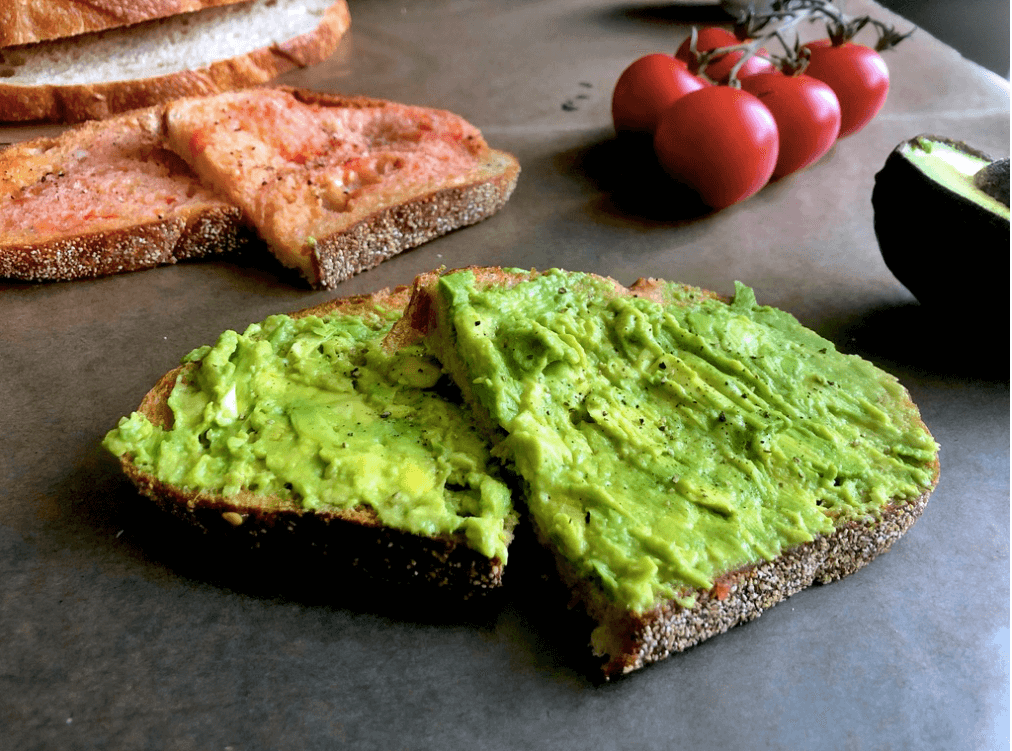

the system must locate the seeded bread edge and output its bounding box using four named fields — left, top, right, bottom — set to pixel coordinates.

left=308, top=150, right=521, bottom=289
left=551, top=486, right=933, bottom=678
